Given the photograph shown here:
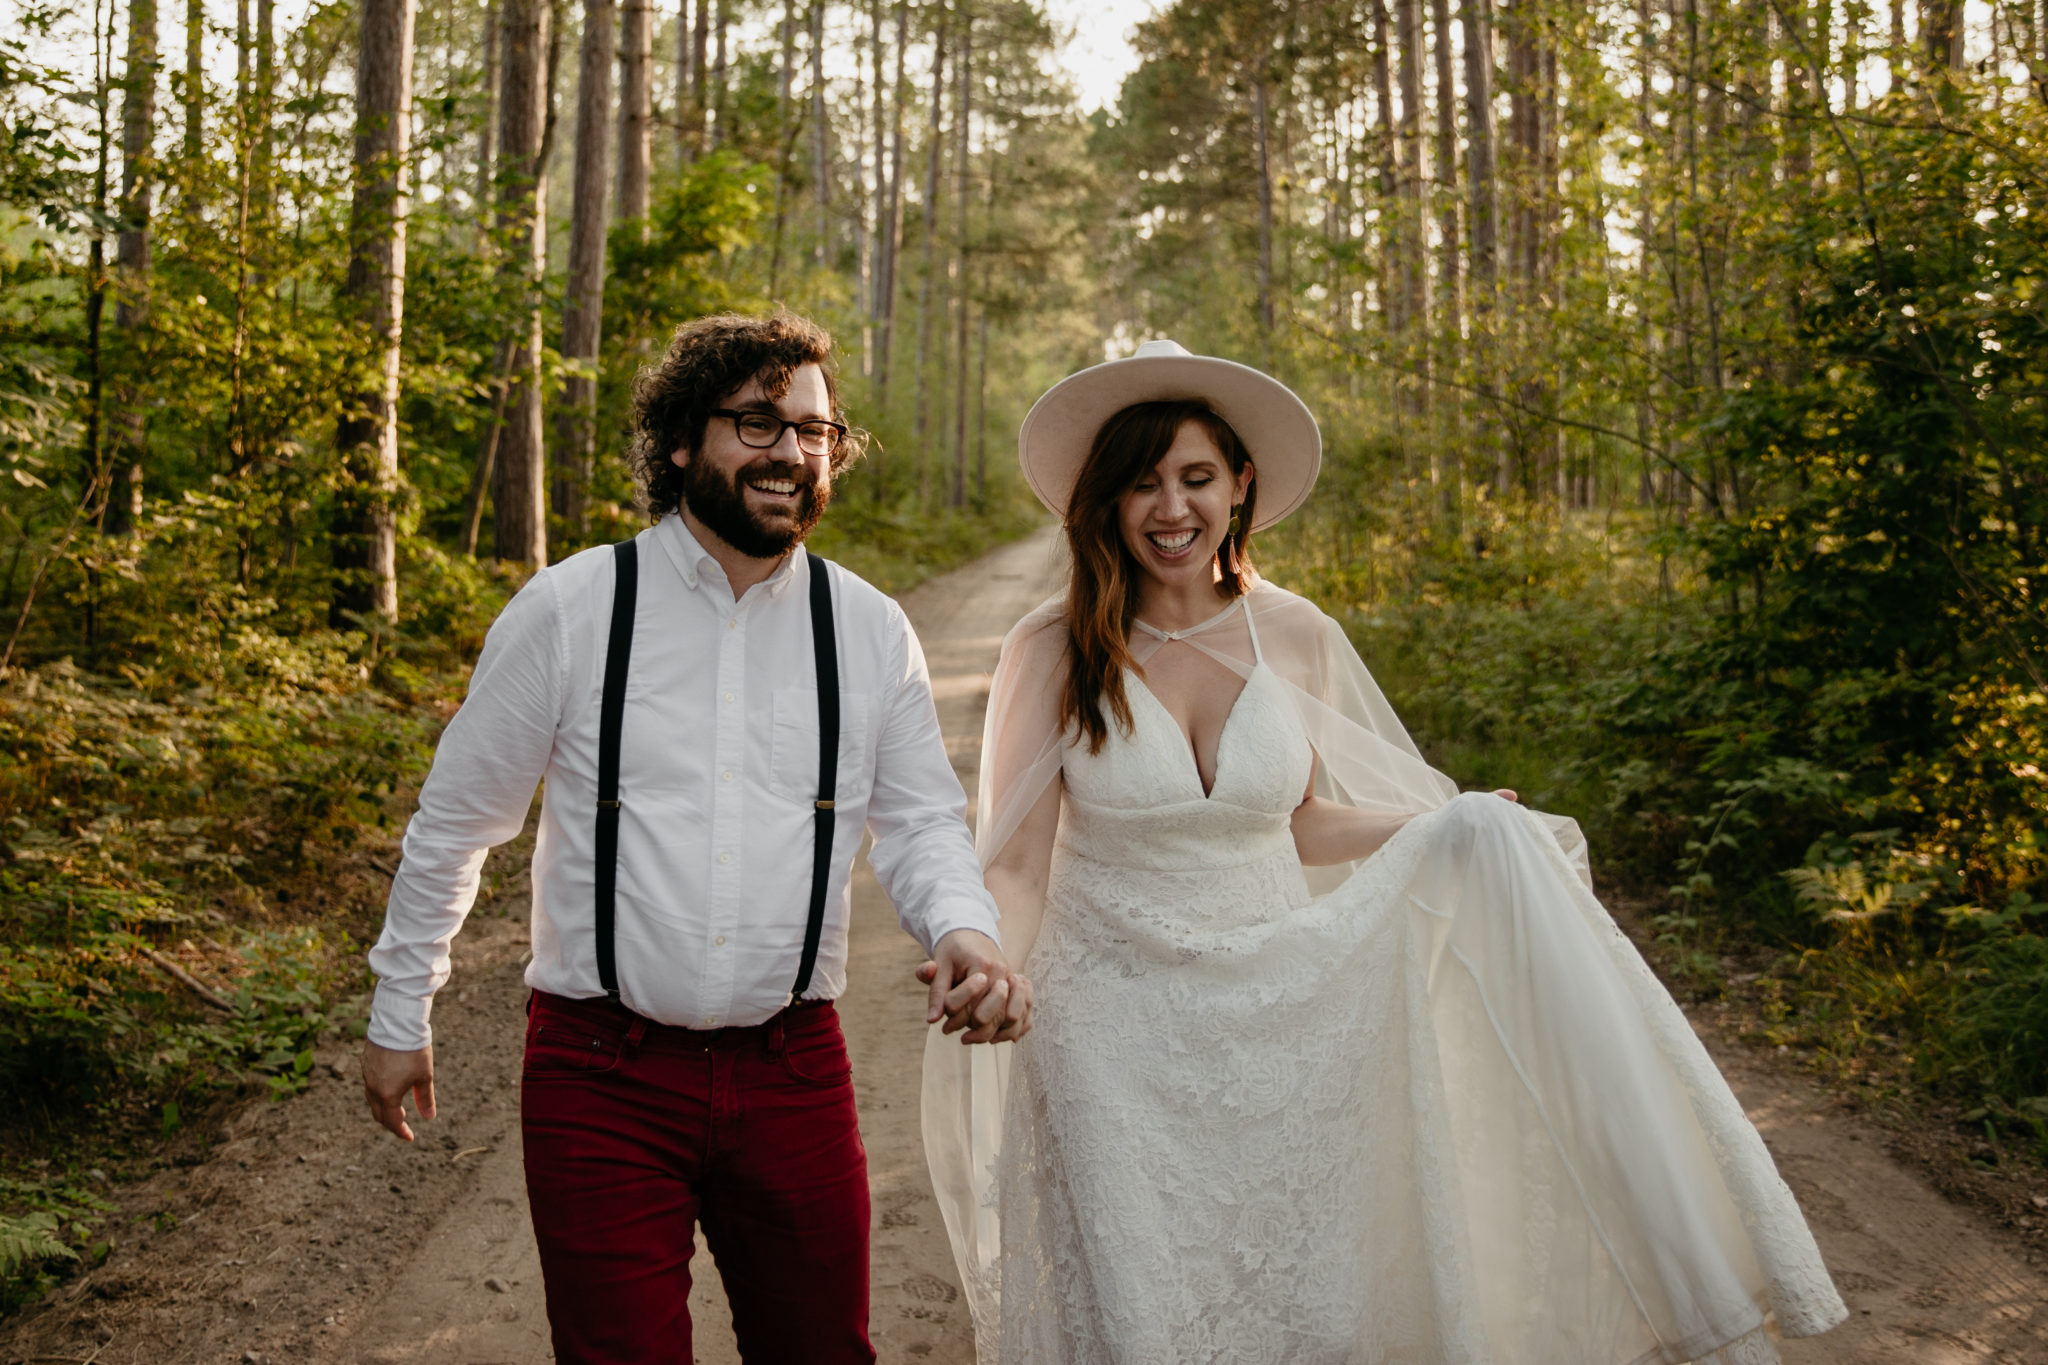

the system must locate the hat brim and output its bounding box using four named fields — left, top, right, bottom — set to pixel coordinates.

left=1017, top=351, right=1322, bottom=533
